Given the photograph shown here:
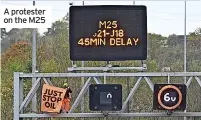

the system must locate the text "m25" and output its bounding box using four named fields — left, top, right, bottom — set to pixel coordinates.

left=29, top=17, right=45, bottom=23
